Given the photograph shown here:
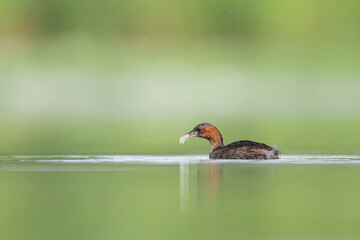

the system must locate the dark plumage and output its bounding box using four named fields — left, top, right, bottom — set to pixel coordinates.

left=179, top=123, right=279, bottom=159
